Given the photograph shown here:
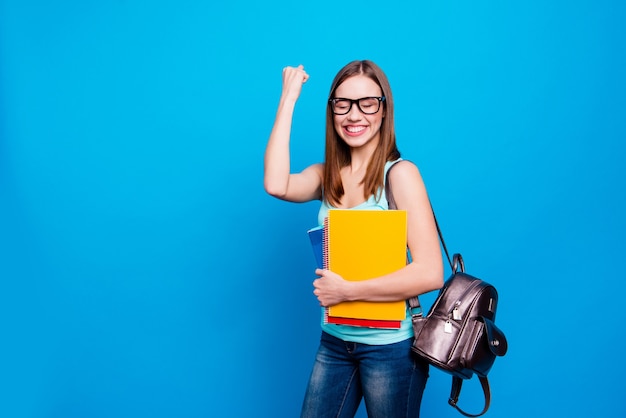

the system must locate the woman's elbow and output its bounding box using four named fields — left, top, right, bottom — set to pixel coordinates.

left=431, top=275, right=445, bottom=293
left=408, top=262, right=444, bottom=296
left=264, top=180, right=288, bottom=199
left=425, top=264, right=445, bottom=293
